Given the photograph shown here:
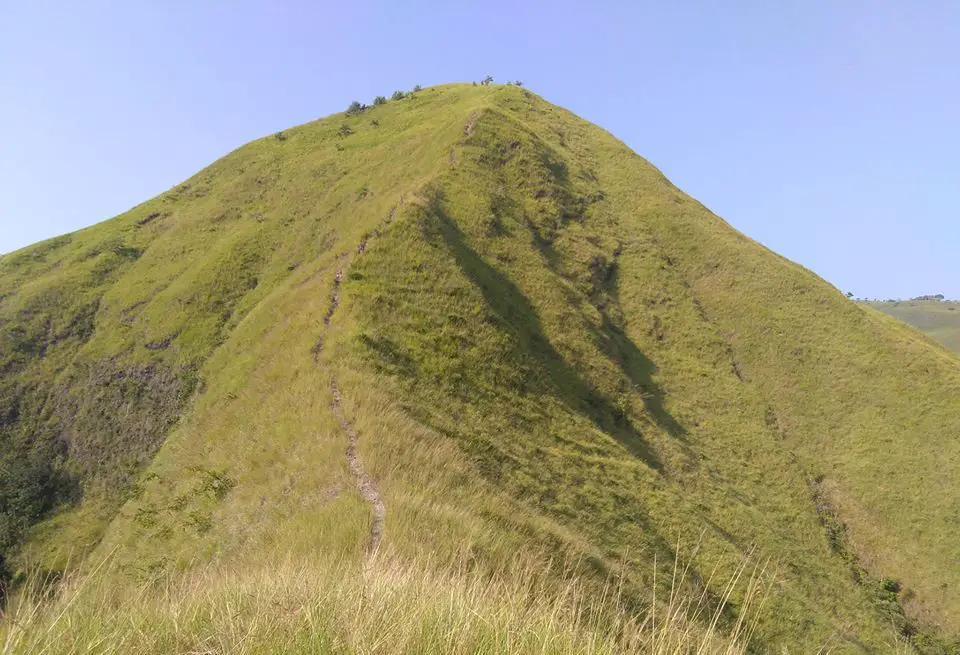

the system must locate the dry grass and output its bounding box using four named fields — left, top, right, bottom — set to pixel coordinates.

left=0, top=546, right=771, bottom=655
